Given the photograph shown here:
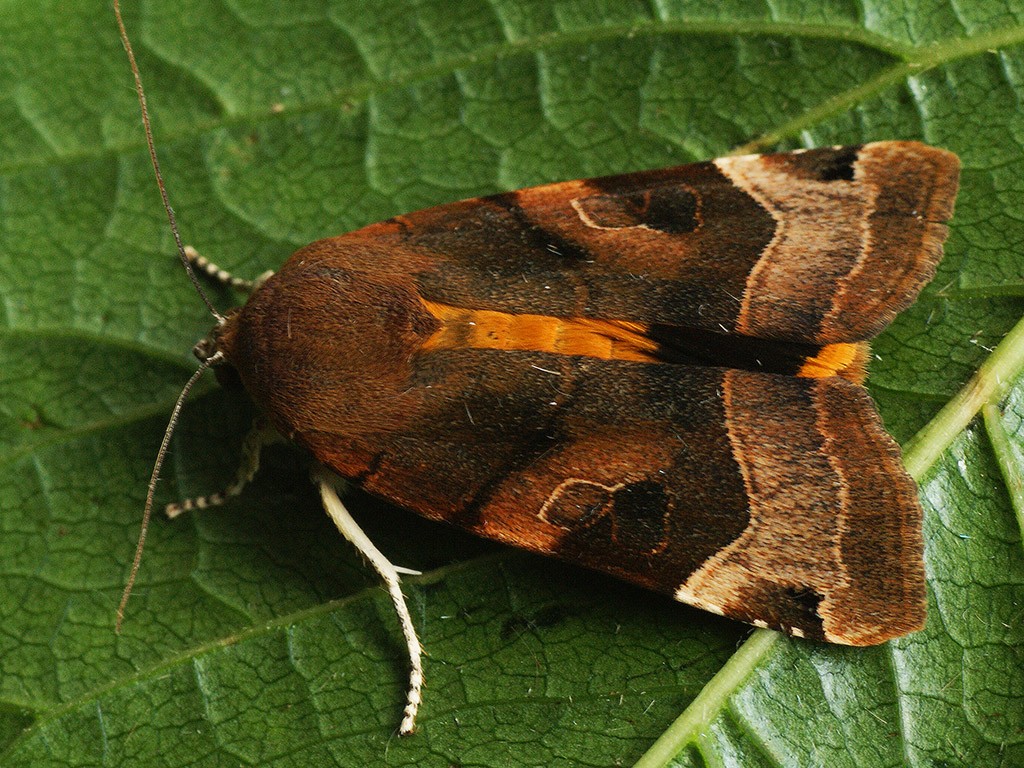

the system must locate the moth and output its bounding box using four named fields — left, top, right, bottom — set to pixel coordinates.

left=113, top=3, right=959, bottom=737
